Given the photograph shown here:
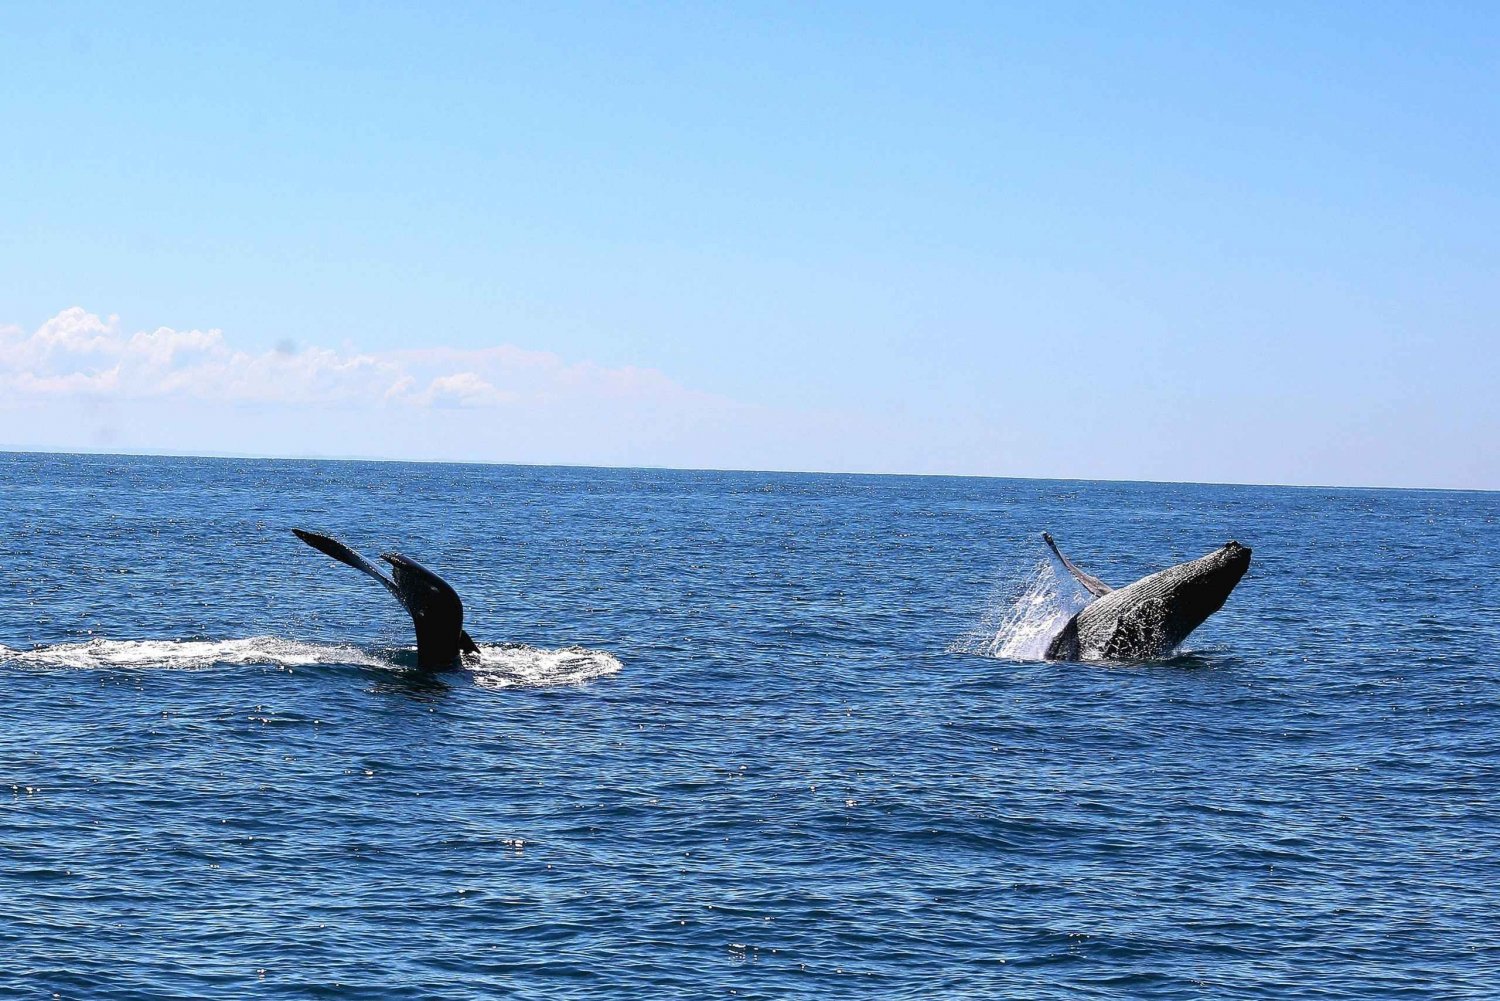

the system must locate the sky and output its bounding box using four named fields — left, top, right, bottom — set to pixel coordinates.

left=1, top=2, right=1495, bottom=488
